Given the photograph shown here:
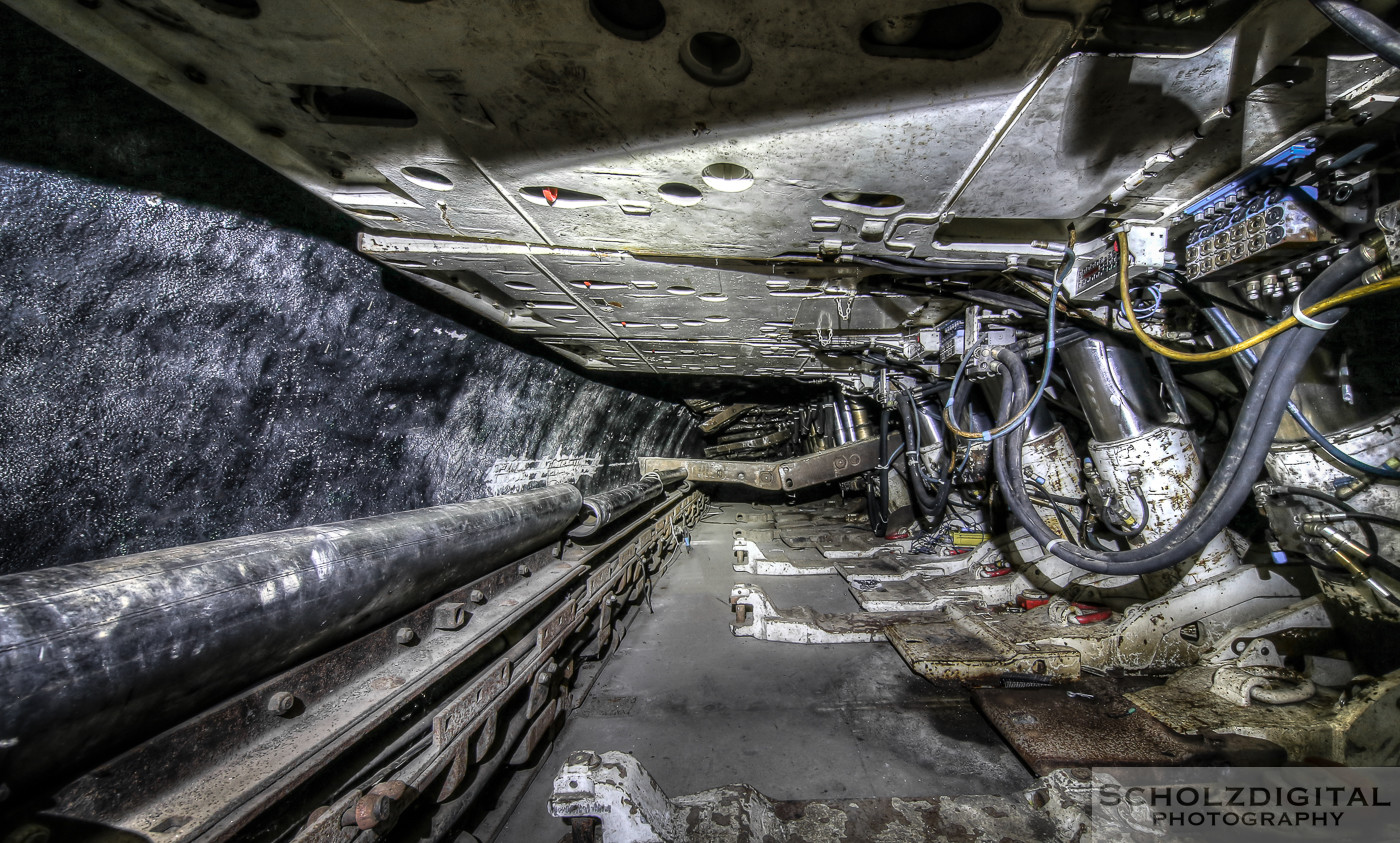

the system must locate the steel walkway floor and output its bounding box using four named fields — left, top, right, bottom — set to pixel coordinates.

left=495, top=500, right=1032, bottom=842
